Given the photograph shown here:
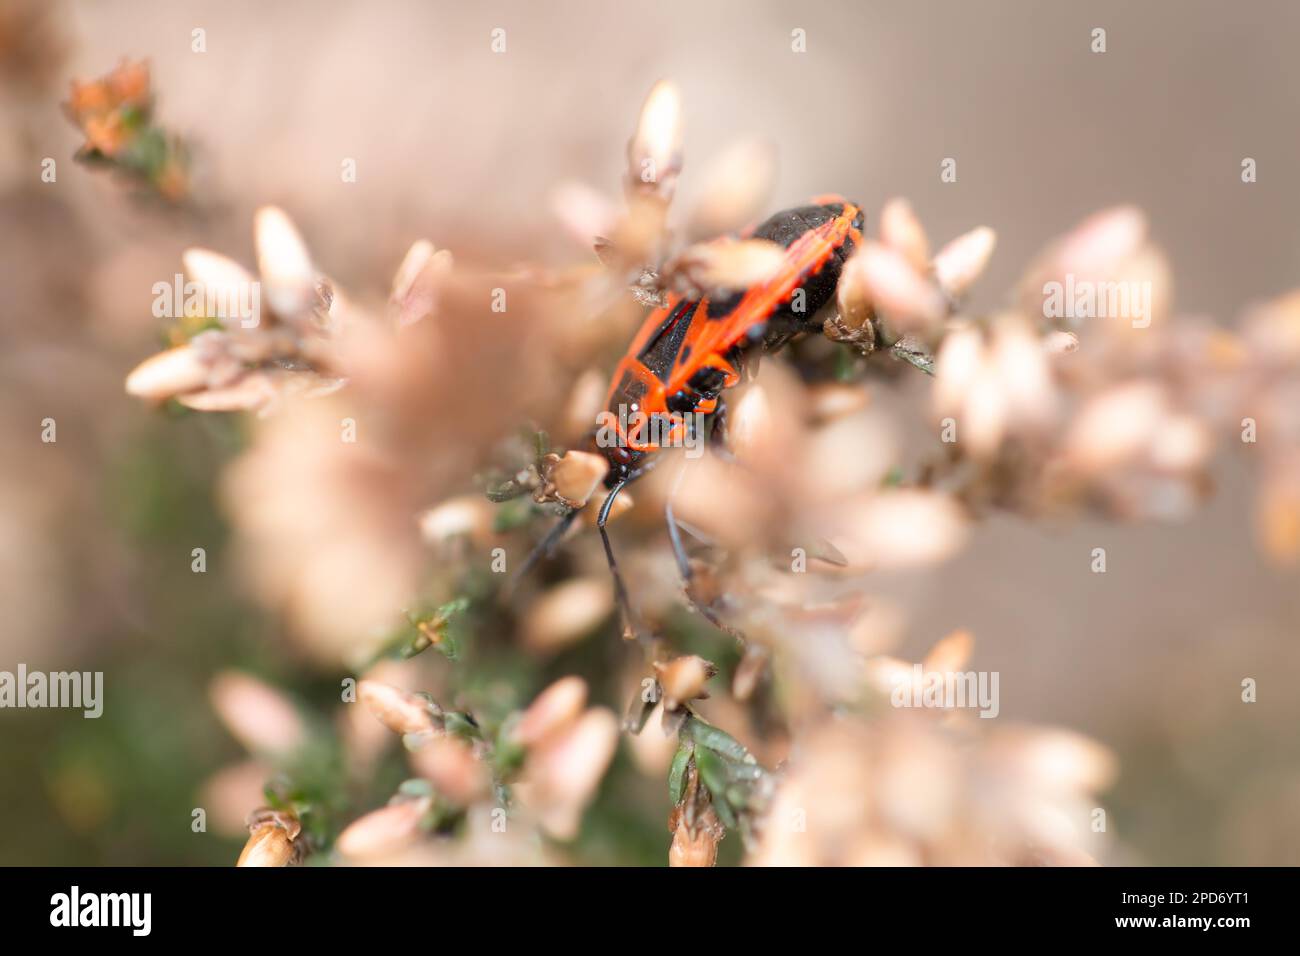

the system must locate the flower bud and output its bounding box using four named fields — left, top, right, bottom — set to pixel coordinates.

left=210, top=671, right=306, bottom=757
left=522, top=708, right=619, bottom=840
left=1064, top=381, right=1167, bottom=473
left=125, top=345, right=210, bottom=400
left=182, top=248, right=258, bottom=327
left=390, top=239, right=452, bottom=327
left=522, top=578, right=614, bottom=652
left=627, top=80, right=683, bottom=199
left=549, top=451, right=608, bottom=509
left=418, top=495, right=493, bottom=549
left=255, top=206, right=315, bottom=318
left=410, top=737, right=492, bottom=805
left=550, top=180, right=617, bottom=246
left=511, top=676, right=588, bottom=748
left=853, top=241, right=946, bottom=335
left=834, top=254, right=875, bottom=333
left=880, top=198, right=930, bottom=271
left=922, top=629, right=974, bottom=673
left=358, top=680, right=438, bottom=736
left=237, top=823, right=297, bottom=867
left=1042, top=329, right=1080, bottom=356
left=686, top=139, right=777, bottom=240
left=177, top=371, right=277, bottom=412
left=236, top=811, right=302, bottom=868
left=335, top=797, right=431, bottom=860
left=654, top=656, right=715, bottom=710
left=933, top=226, right=997, bottom=297
left=667, top=238, right=786, bottom=295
